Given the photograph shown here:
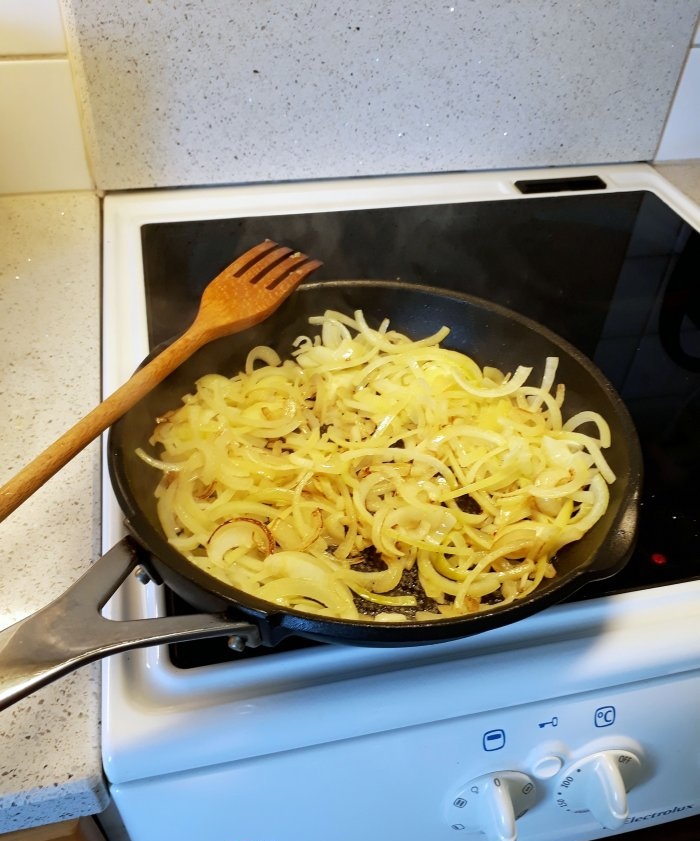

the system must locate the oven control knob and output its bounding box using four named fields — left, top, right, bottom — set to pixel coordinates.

left=555, top=750, right=643, bottom=830
left=445, top=771, right=536, bottom=841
